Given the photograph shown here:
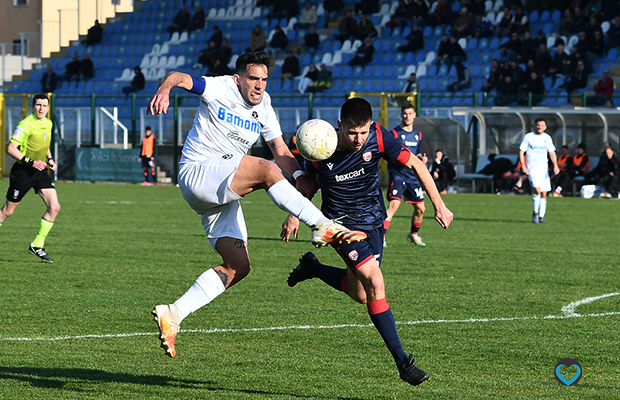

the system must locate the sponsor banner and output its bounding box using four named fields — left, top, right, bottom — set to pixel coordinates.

left=75, top=148, right=143, bottom=183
